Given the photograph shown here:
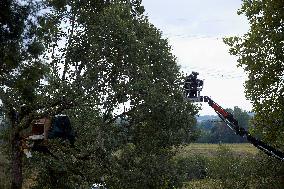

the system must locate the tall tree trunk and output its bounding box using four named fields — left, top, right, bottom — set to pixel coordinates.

left=11, top=116, right=23, bottom=189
